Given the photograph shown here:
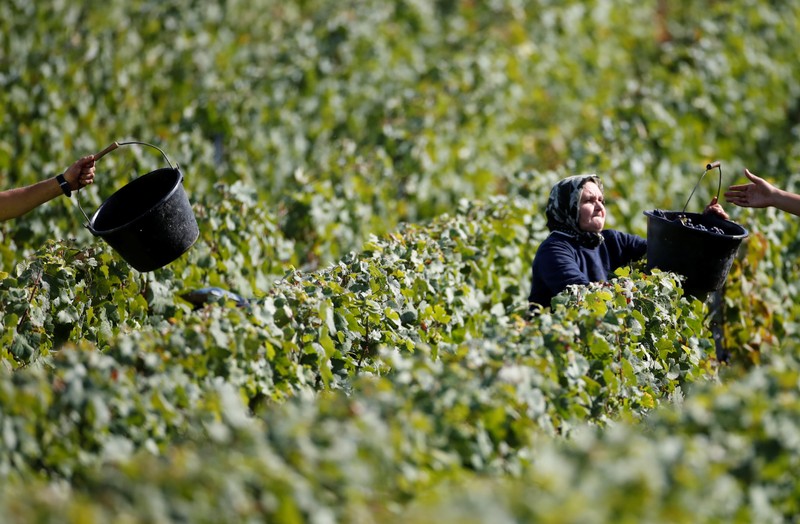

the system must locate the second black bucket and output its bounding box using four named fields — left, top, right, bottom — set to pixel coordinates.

left=643, top=161, right=748, bottom=298
left=79, top=141, right=200, bottom=272
left=643, top=210, right=748, bottom=297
